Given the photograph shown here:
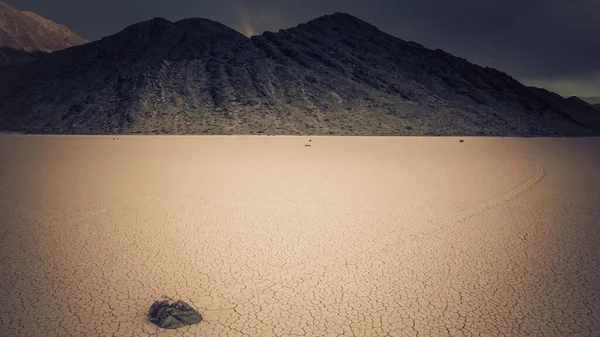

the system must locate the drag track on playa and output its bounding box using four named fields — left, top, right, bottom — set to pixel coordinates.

left=1, top=135, right=599, bottom=337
